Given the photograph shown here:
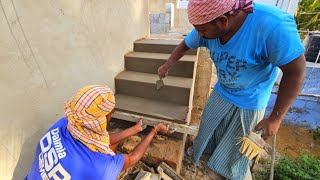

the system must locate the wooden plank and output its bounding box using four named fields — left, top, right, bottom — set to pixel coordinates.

left=112, top=111, right=199, bottom=136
